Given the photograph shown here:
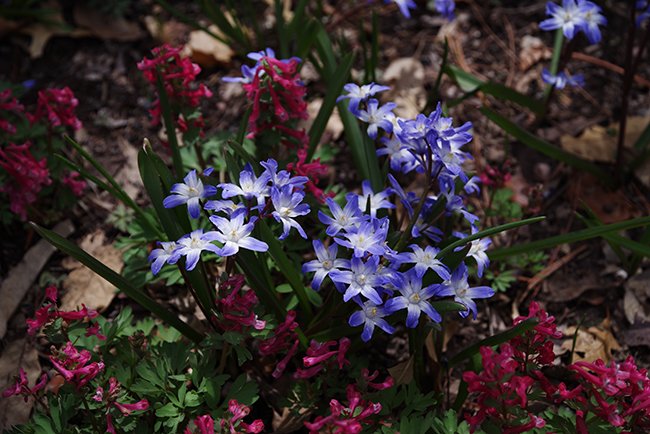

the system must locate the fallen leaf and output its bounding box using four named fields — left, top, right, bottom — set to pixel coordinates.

left=560, top=116, right=650, bottom=163
left=519, top=36, right=550, bottom=71
left=383, top=57, right=426, bottom=119
left=113, top=139, right=141, bottom=200
left=301, top=99, right=344, bottom=144
left=0, top=220, right=74, bottom=338
left=143, top=15, right=189, bottom=45
left=185, top=25, right=234, bottom=67
left=546, top=269, right=606, bottom=303
left=0, top=339, right=40, bottom=430
left=387, top=356, right=414, bottom=385
left=73, top=4, right=144, bottom=41
left=622, top=323, right=650, bottom=347
left=561, top=318, right=621, bottom=363
left=567, top=173, right=640, bottom=223
left=61, top=230, right=122, bottom=312
left=623, top=270, right=650, bottom=325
